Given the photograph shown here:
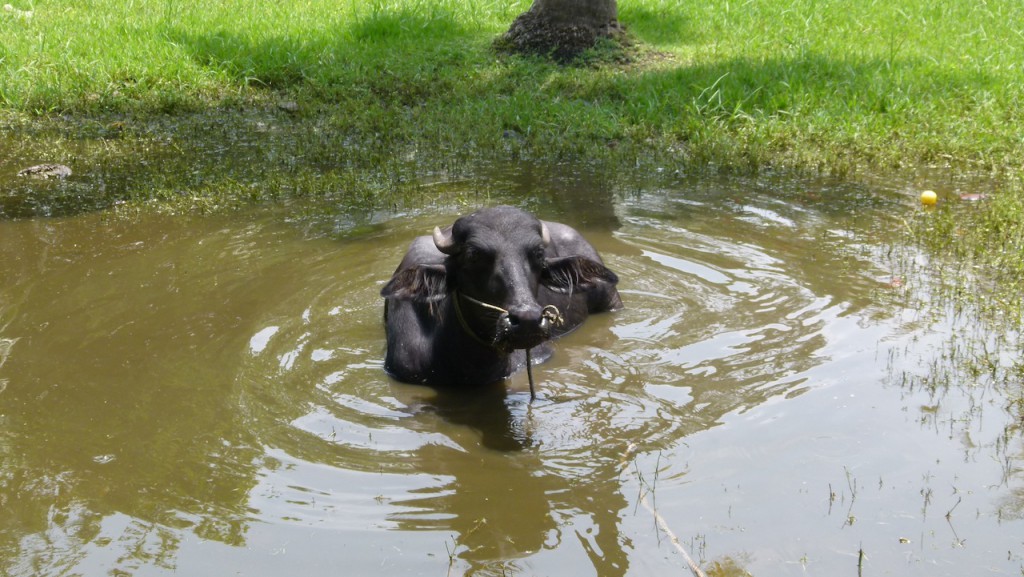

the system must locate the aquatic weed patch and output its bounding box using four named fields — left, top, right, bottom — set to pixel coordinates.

left=908, top=181, right=1024, bottom=327
left=889, top=179, right=1024, bottom=430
